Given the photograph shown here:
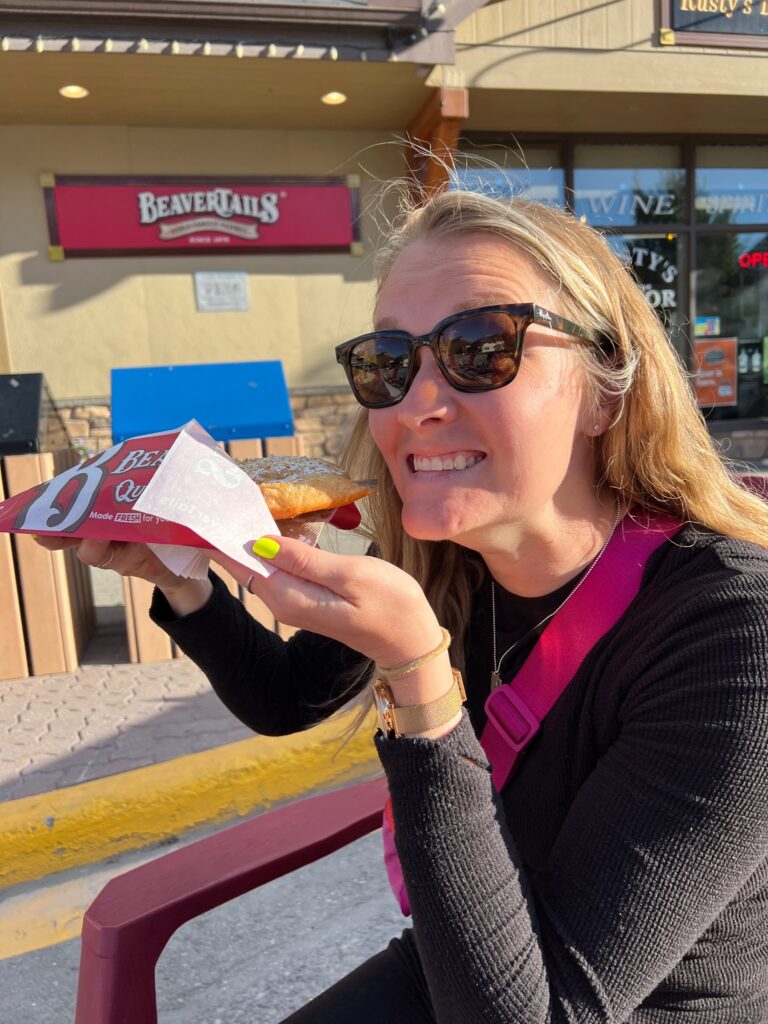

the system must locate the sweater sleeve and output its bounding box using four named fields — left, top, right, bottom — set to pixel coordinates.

left=376, top=562, right=768, bottom=1023
left=149, top=570, right=372, bottom=735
